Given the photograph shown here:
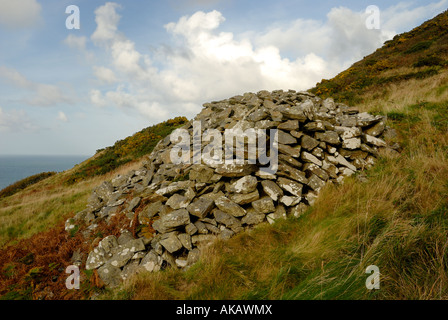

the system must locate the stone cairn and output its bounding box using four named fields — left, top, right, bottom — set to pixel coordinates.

left=65, top=90, right=398, bottom=287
